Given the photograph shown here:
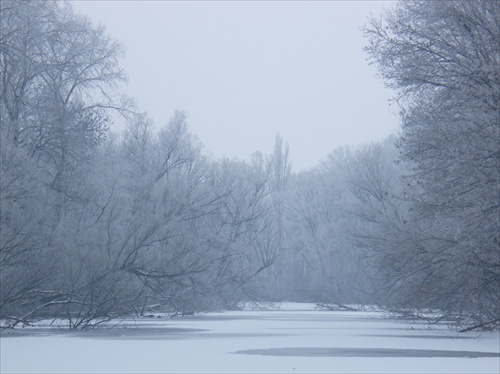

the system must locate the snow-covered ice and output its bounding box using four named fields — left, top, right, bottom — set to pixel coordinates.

left=1, top=303, right=498, bottom=373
